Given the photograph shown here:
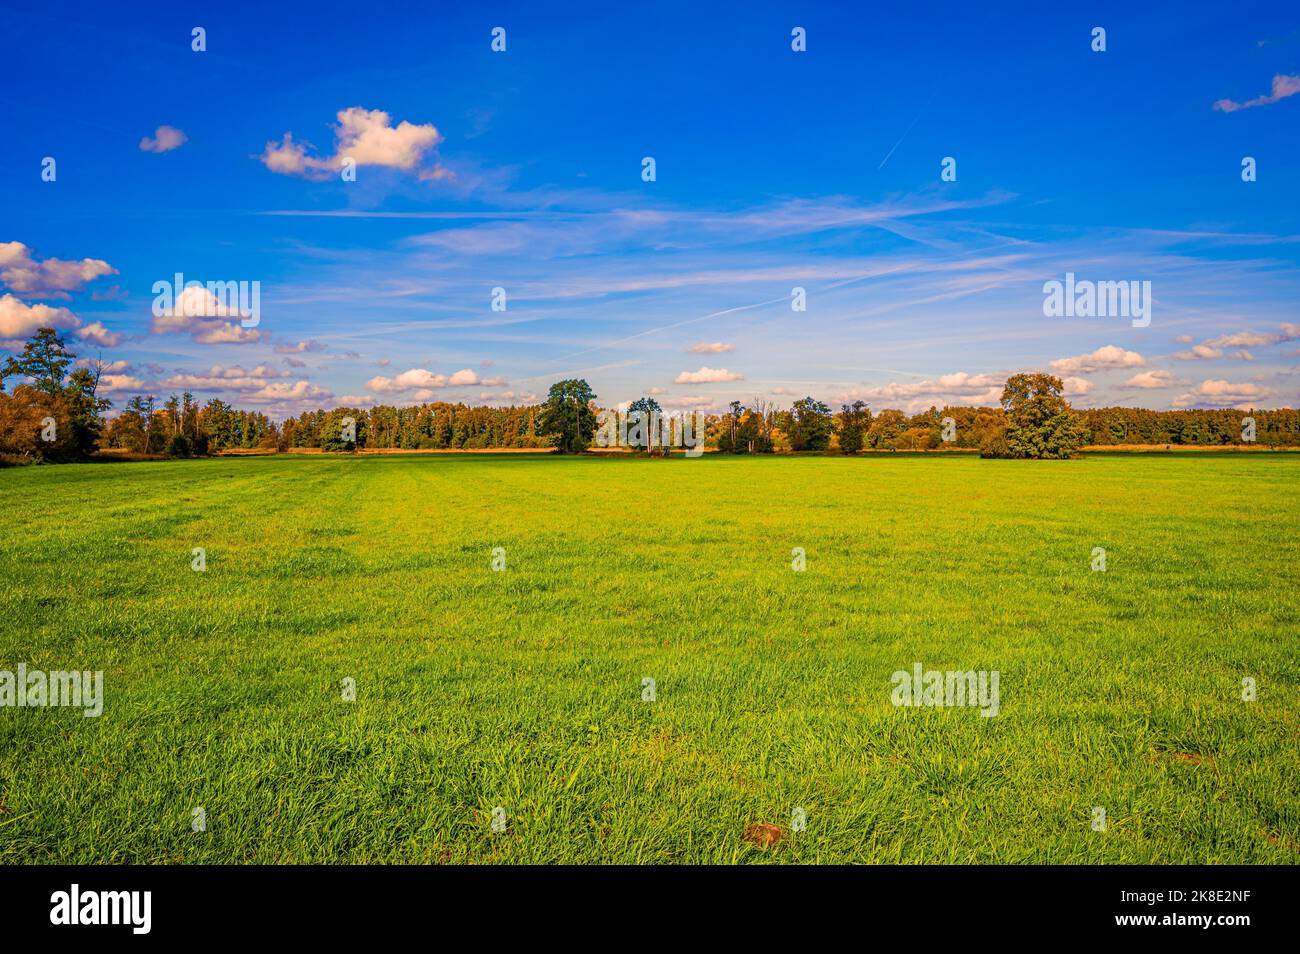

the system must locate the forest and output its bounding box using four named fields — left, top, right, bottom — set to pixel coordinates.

left=3, top=326, right=1299, bottom=464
